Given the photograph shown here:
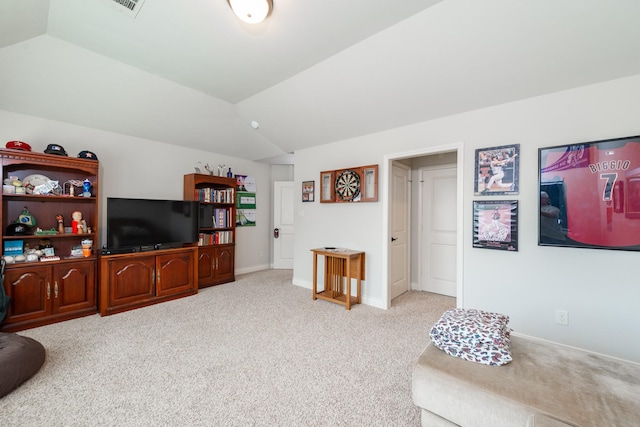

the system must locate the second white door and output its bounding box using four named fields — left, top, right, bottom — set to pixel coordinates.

left=420, top=166, right=457, bottom=297
left=273, top=181, right=294, bottom=269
